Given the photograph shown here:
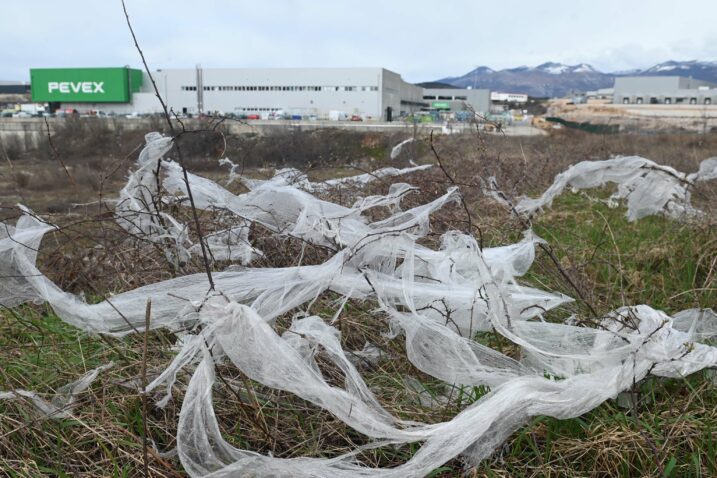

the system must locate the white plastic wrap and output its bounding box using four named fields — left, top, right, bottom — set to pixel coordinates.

left=493, top=156, right=717, bottom=221
left=390, top=138, right=416, bottom=160
left=0, top=363, right=113, bottom=419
